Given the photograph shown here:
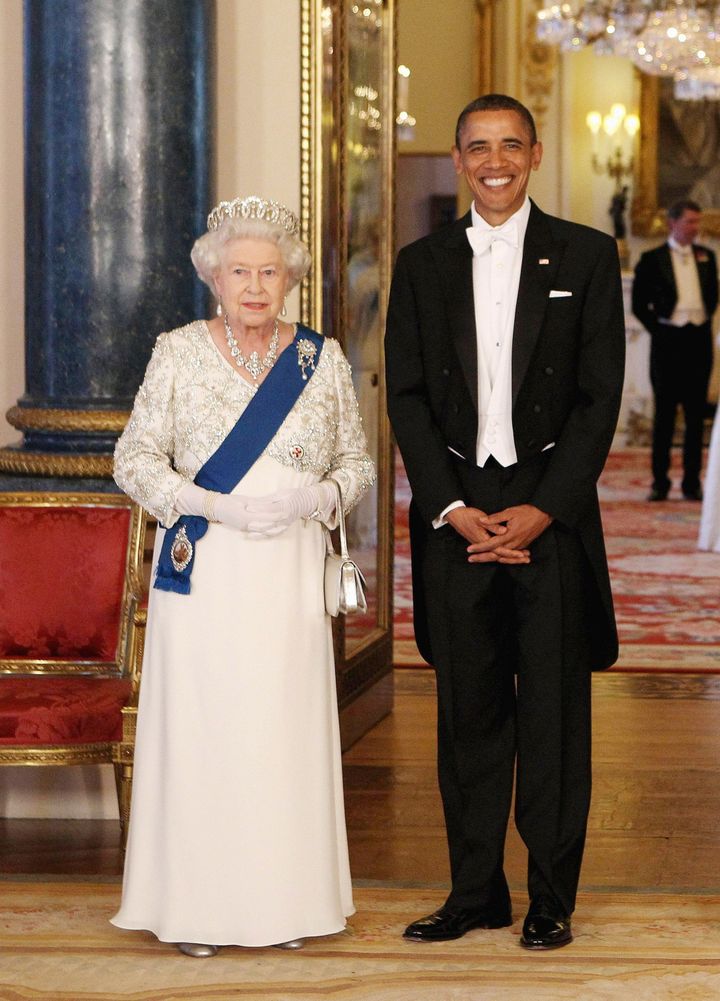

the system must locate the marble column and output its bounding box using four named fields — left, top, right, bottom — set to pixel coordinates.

left=0, top=0, right=213, bottom=486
